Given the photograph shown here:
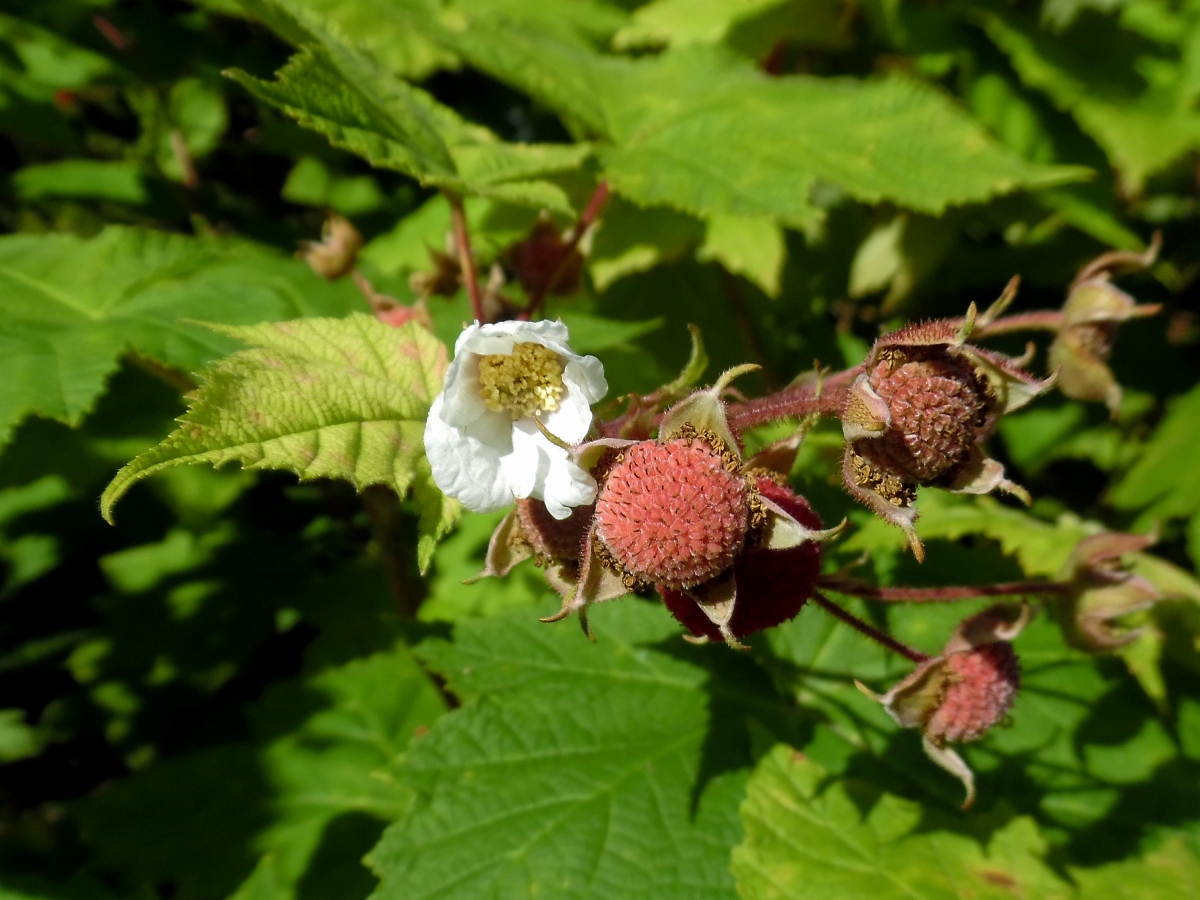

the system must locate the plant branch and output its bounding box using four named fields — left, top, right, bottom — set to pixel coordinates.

left=818, top=576, right=1068, bottom=603
left=724, top=364, right=862, bottom=432
left=971, top=310, right=1065, bottom=339
left=361, top=485, right=420, bottom=618
left=521, top=180, right=610, bottom=321
left=811, top=590, right=931, bottom=664
left=447, top=191, right=485, bottom=323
